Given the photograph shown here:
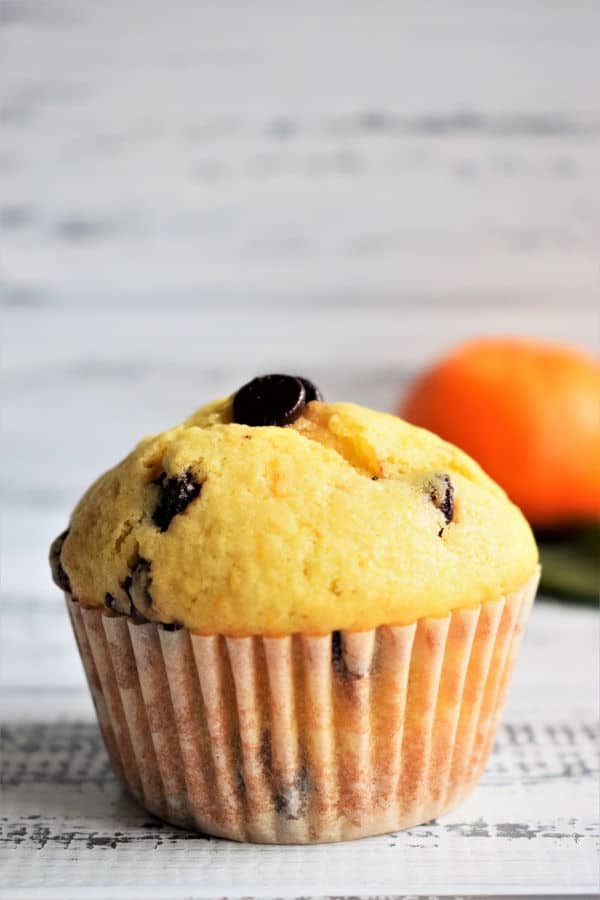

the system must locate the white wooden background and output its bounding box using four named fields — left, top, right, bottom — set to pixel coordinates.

left=1, top=2, right=599, bottom=898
